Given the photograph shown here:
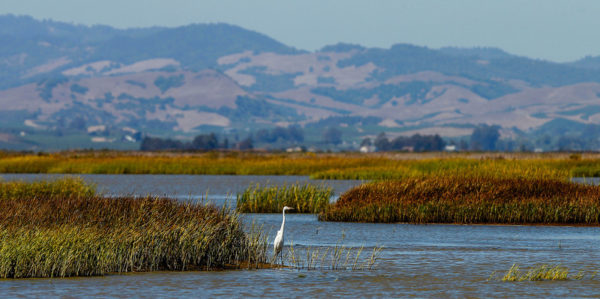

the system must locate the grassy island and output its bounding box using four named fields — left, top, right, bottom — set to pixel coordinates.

left=0, top=178, right=267, bottom=278
left=319, top=176, right=600, bottom=224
